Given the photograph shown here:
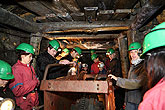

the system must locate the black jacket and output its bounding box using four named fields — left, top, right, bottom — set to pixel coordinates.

left=36, top=51, right=68, bottom=80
